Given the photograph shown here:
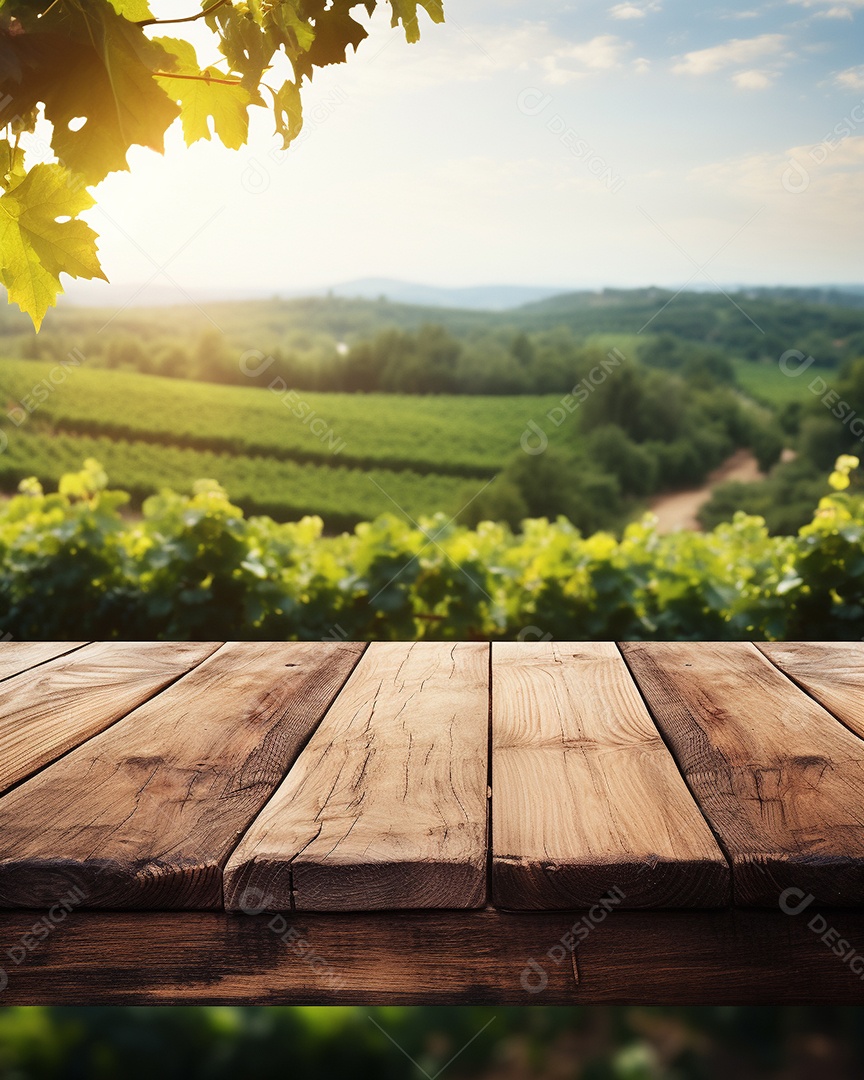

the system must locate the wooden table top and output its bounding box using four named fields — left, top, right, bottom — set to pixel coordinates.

left=1, top=640, right=863, bottom=915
